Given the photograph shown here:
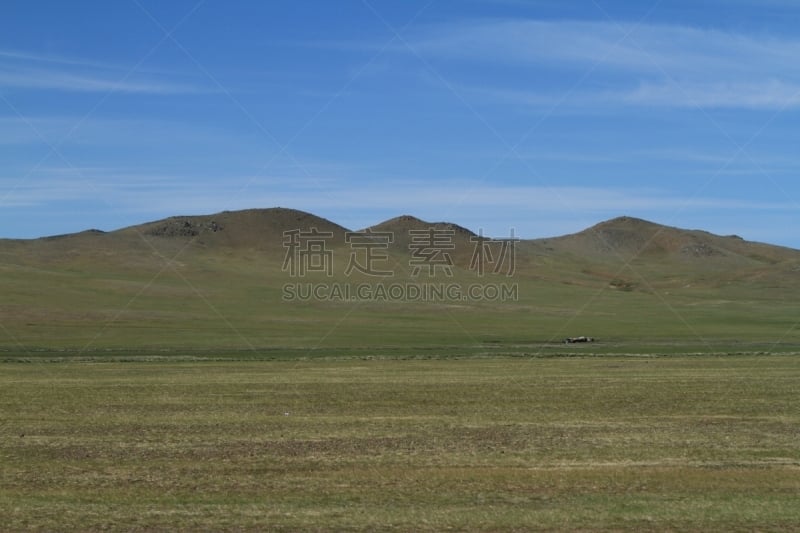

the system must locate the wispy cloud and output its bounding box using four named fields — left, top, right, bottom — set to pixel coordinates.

left=624, top=80, right=800, bottom=109
left=0, top=48, right=130, bottom=70
left=0, top=116, right=238, bottom=148
left=5, top=175, right=790, bottom=213
left=2, top=173, right=795, bottom=243
left=0, top=48, right=209, bottom=94
left=282, top=182, right=797, bottom=213
left=410, top=19, right=800, bottom=109
left=0, top=66, right=203, bottom=94
left=415, top=19, right=800, bottom=76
